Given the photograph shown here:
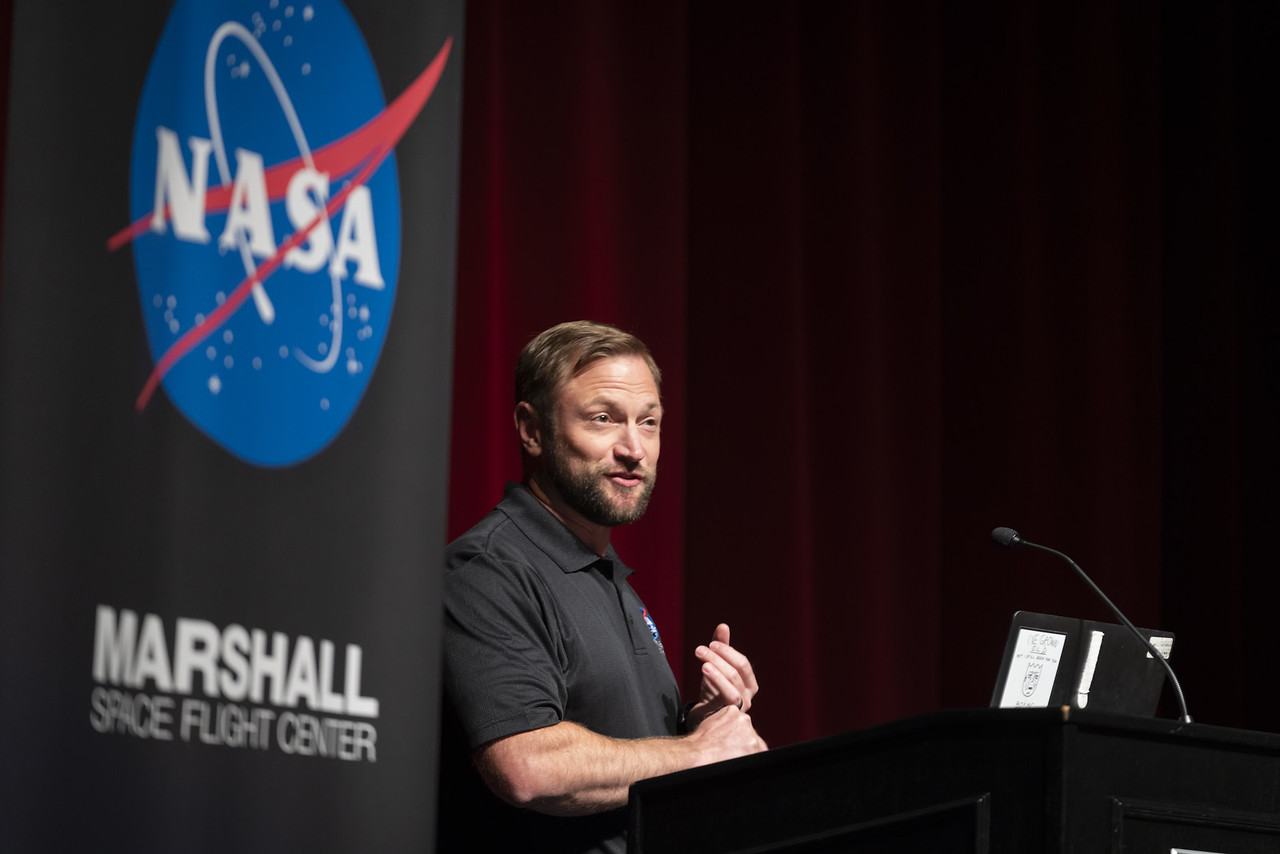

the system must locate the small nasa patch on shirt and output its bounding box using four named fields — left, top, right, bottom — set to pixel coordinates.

left=641, top=608, right=664, bottom=653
